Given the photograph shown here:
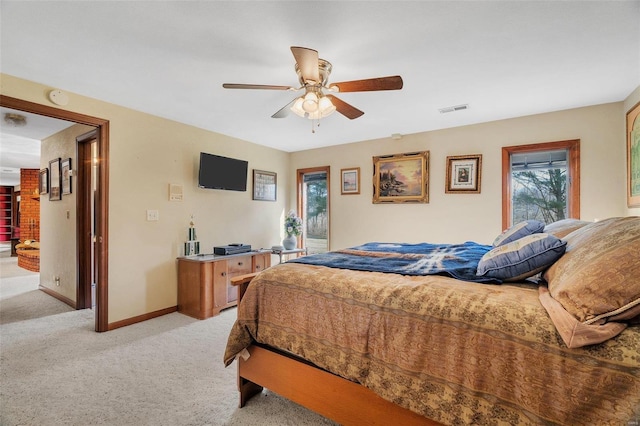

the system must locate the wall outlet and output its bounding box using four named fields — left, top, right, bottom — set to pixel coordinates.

left=146, top=210, right=159, bottom=221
